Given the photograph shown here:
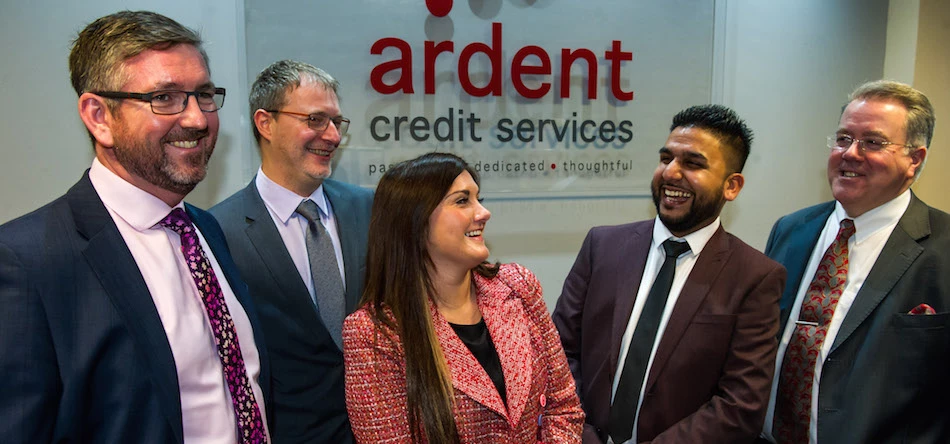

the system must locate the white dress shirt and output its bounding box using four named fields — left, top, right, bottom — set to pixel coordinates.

left=762, top=190, right=910, bottom=443
left=89, top=159, right=269, bottom=443
left=610, top=217, right=721, bottom=443
left=255, top=169, right=346, bottom=305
